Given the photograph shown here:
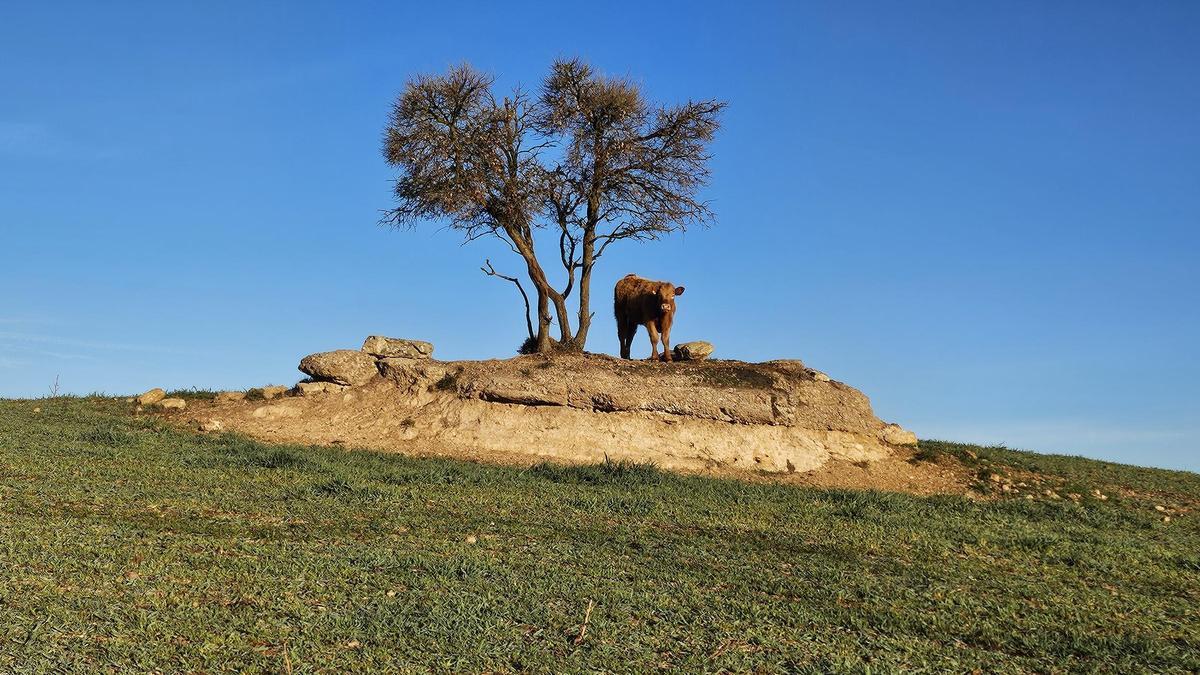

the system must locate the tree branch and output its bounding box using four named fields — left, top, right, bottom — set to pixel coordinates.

left=481, top=259, right=534, bottom=339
